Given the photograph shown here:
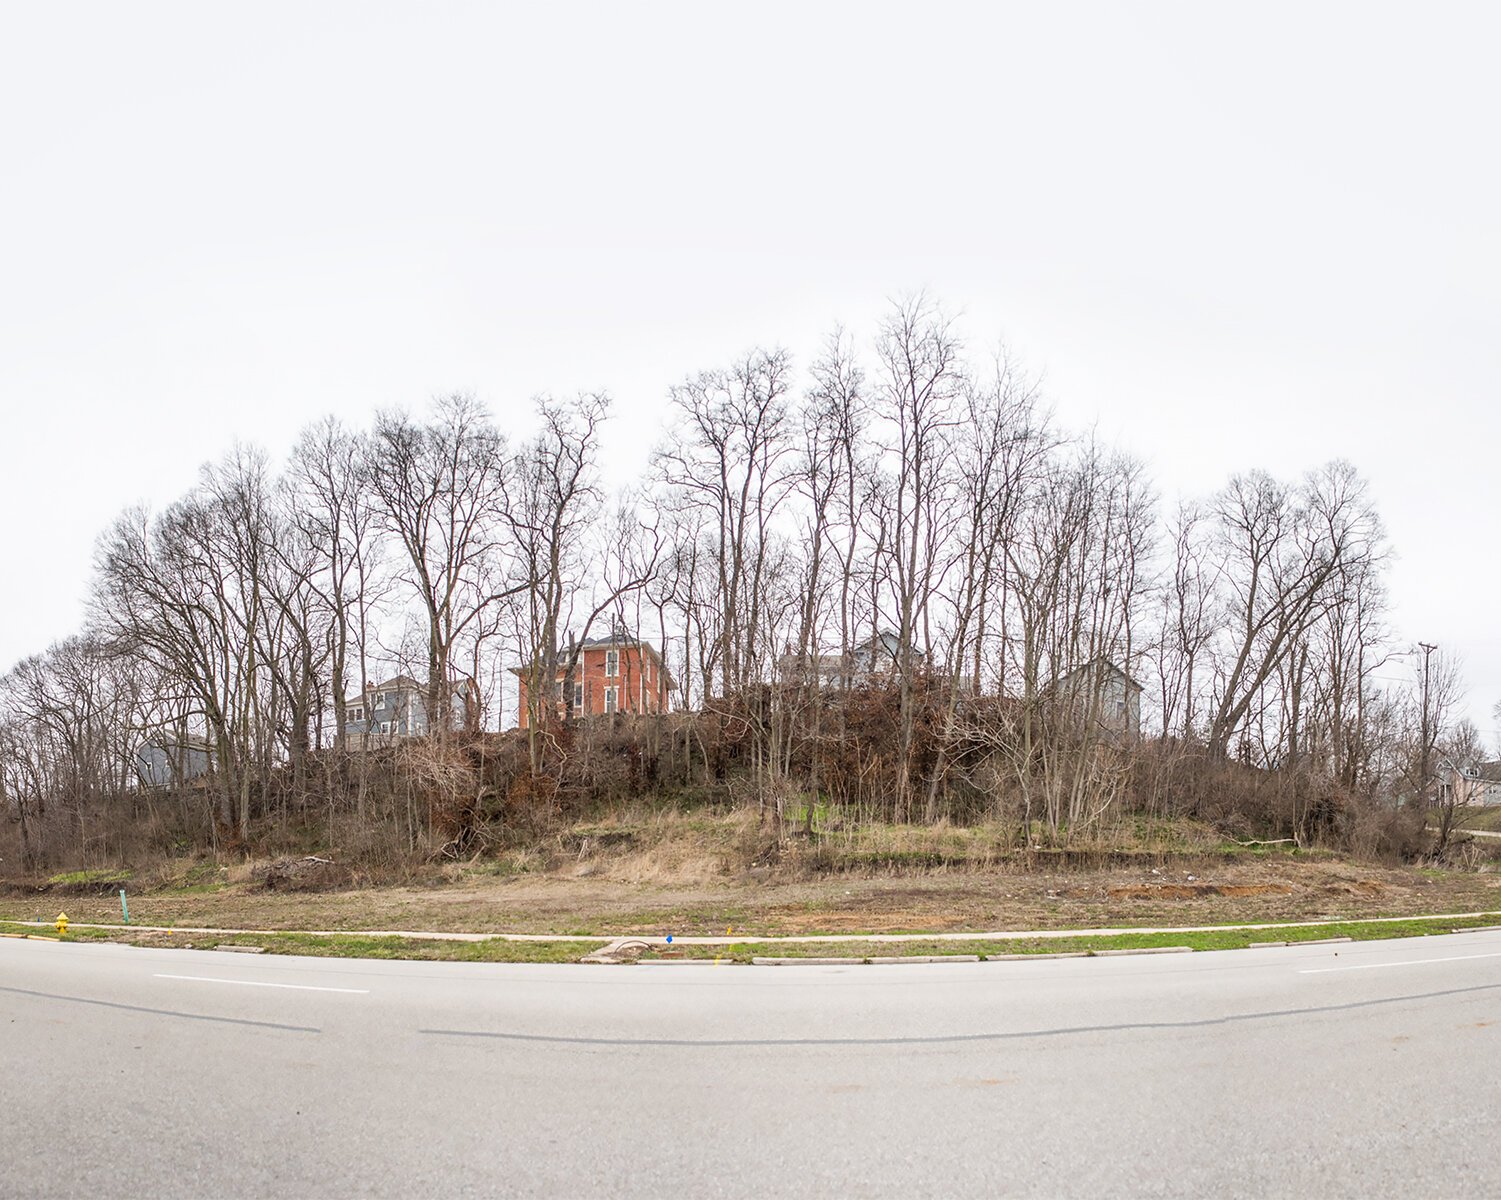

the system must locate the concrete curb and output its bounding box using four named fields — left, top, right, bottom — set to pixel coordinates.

left=636, top=959, right=722, bottom=966
left=753, top=957, right=862, bottom=966
left=866, top=955, right=980, bottom=964
left=751, top=947, right=1197, bottom=966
